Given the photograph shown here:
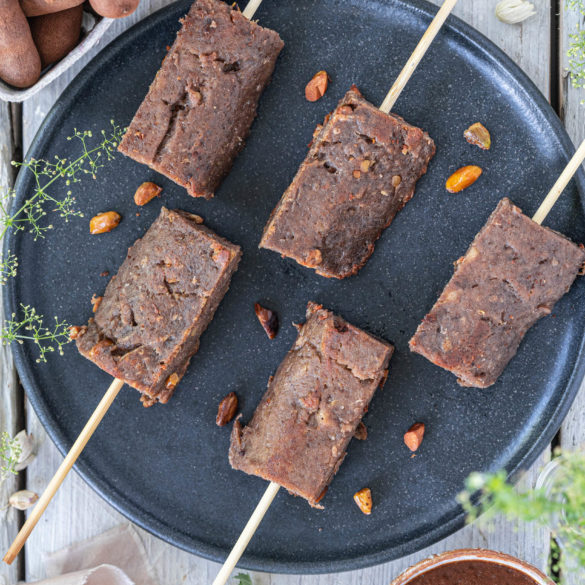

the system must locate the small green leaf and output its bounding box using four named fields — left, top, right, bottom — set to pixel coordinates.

left=566, top=1, right=585, bottom=96
left=234, top=573, right=253, bottom=585
left=0, top=432, right=22, bottom=485
left=461, top=450, right=585, bottom=582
